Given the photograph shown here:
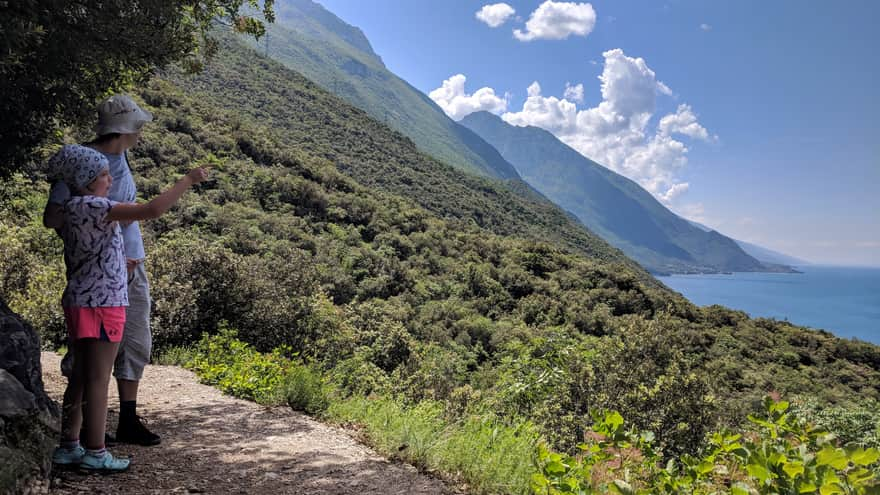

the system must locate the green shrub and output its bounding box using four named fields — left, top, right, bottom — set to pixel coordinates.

left=434, top=415, right=539, bottom=495
left=0, top=216, right=66, bottom=348
left=154, top=345, right=194, bottom=366
left=187, top=325, right=290, bottom=405
left=792, top=397, right=880, bottom=449
left=282, top=364, right=329, bottom=415
left=532, top=398, right=880, bottom=495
